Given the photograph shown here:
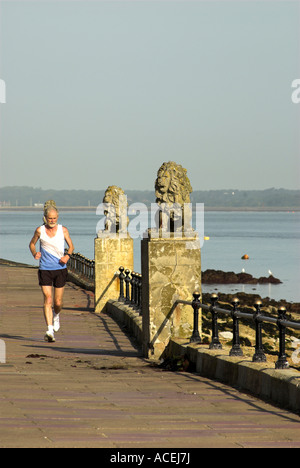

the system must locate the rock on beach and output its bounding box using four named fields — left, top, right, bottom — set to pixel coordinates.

left=202, top=269, right=282, bottom=285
